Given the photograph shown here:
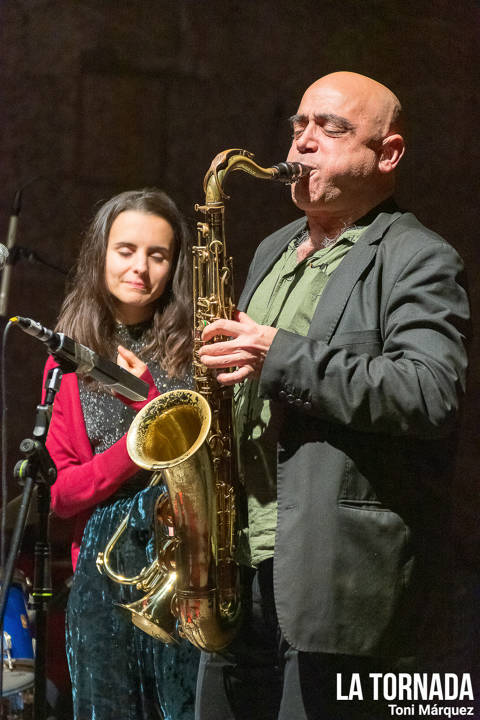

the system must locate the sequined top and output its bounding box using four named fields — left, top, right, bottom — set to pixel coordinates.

left=78, top=321, right=193, bottom=497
